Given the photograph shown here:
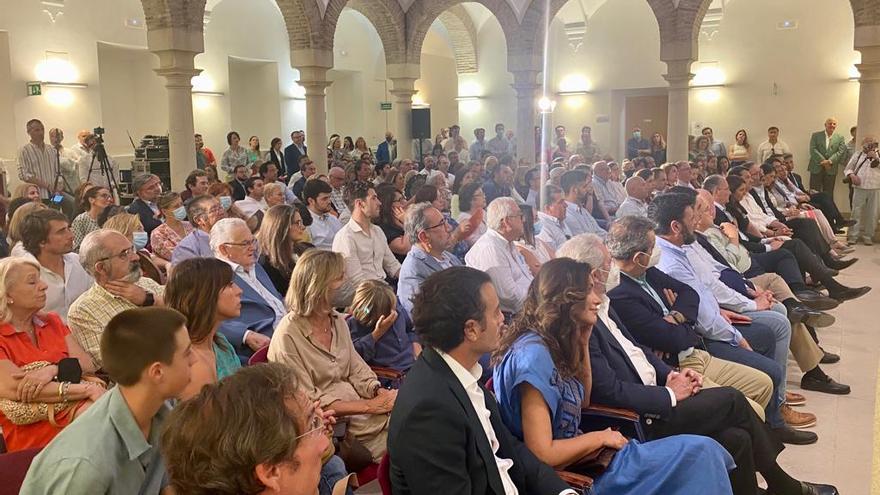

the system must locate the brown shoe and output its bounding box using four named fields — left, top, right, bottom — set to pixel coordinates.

left=782, top=404, right=816, bottom=429
left=786, top=391, right=806, bottom=406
